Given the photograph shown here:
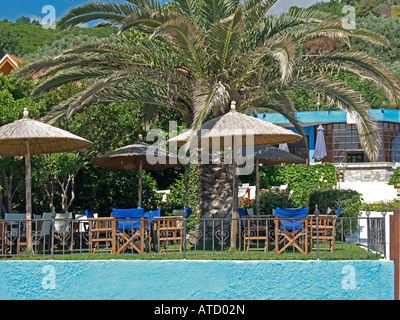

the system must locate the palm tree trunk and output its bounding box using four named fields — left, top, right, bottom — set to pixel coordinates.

left=199, top=151, right=233, bottom=243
